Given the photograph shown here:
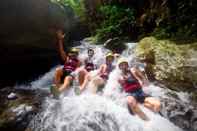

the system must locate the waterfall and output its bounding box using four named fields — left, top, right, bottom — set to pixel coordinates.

left=27, top=40, right=184, bottom=131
